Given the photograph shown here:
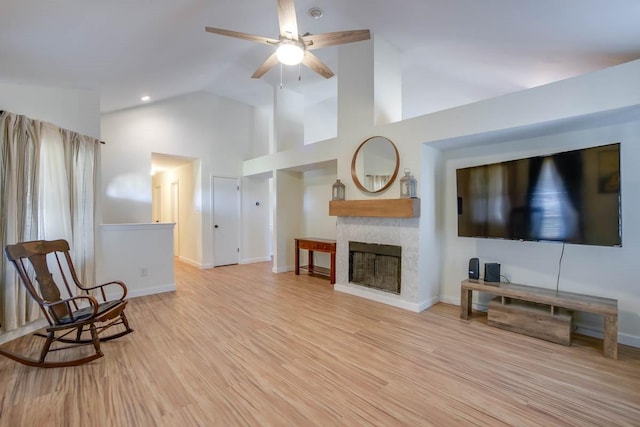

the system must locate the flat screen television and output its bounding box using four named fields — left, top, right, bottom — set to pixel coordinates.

left=456, top=143, right=621, bottom=246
